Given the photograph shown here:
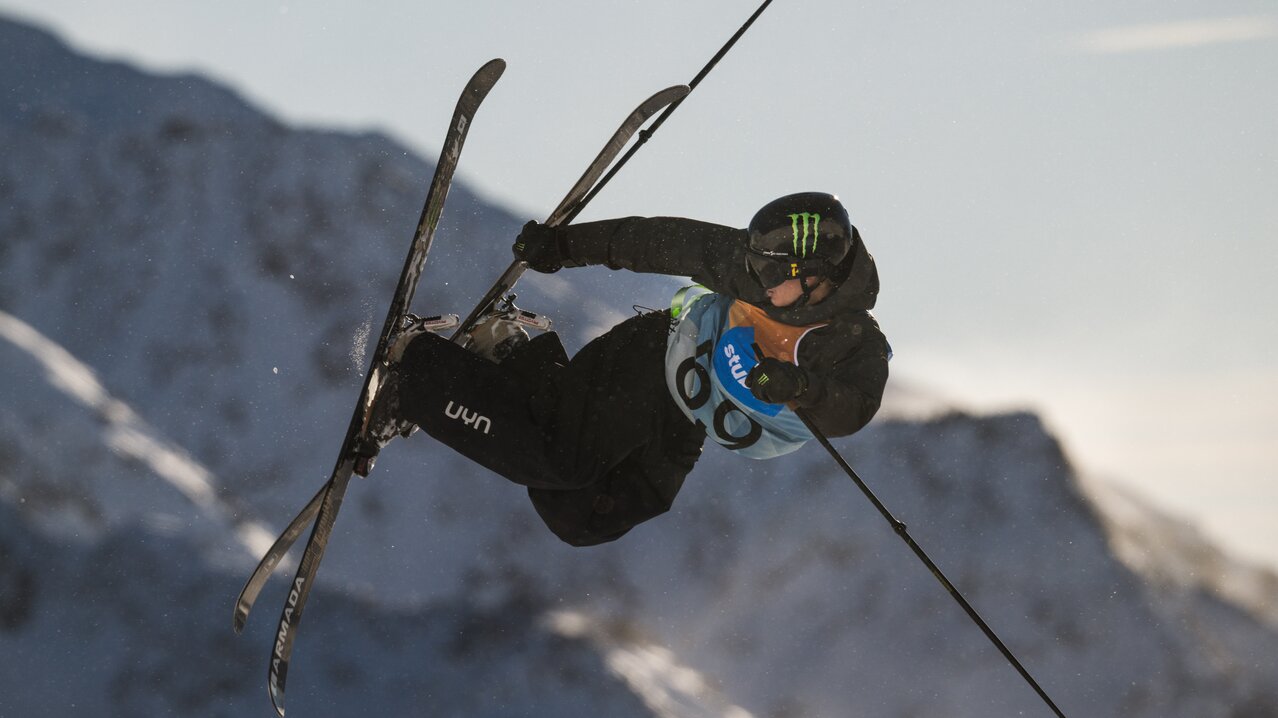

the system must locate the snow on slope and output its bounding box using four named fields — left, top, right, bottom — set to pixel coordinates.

left=0, top=309, right=274, bottom=567
left=642, top=413, right=1278, bottom=716
left=0, top=280, right=747, bottom=718
left=1086, top=473, right=1278, bottom=620
left=0, top=497, right=749, bottom=718
left=4, top=13, right=1278, bottom=718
